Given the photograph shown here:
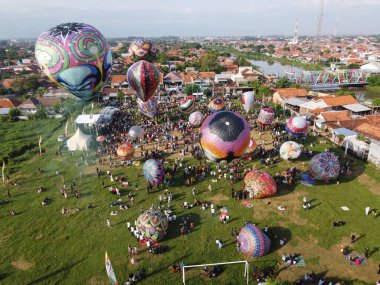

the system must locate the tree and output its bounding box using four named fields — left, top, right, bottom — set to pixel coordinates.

left=36, top=87, right=47, bottom=97
left=275, top=77, right=291, bottom=88
left=196, top=51, right=225, bottom=73
left=372, top=98, right=380, bottom=106
left=117, top=91, right=125, bottom=102
left=346, top=63, right=360, bottom=69
left=184, top=84, right=200, bottom=95
left=367, top=74, right=380, bottom=86
left=34, top=107, right=48, bottom=120
left=203, top=88, right=212, bottom=97
left=267, top=44, right=275, bottom=54
left=234, top=56, right=250, bottom=66
left=8, top=108, right=21, bottom=121
left=156, top=53, right=169, bottom=64
left=282, top=47, right=290, bottom=52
